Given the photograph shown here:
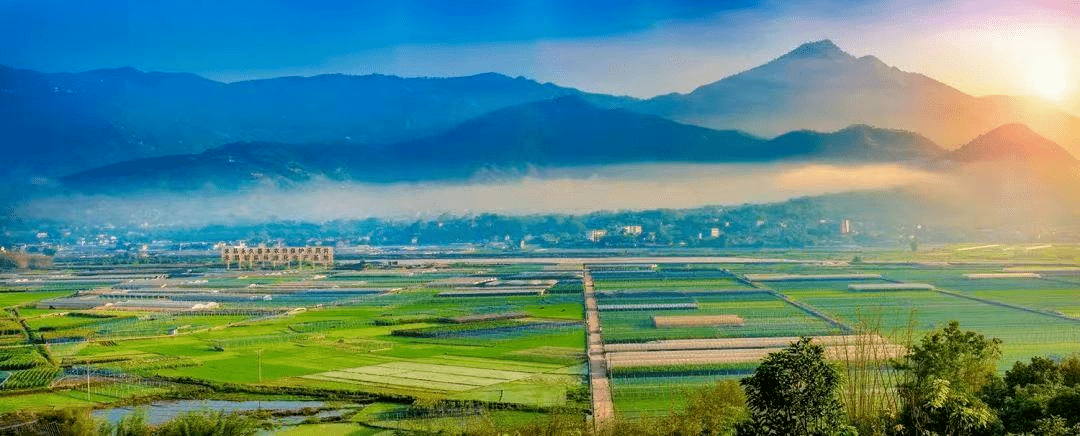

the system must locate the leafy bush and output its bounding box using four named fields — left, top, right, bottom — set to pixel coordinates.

left=150, top=411, right=260, bottom=436
left=895, top=321, right=1003, bottom=436
left=740, top=337, right=853, bottom=436
left=0, top=409, right=98, bottom=436
left=99, top=409, right=151, bottom=436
